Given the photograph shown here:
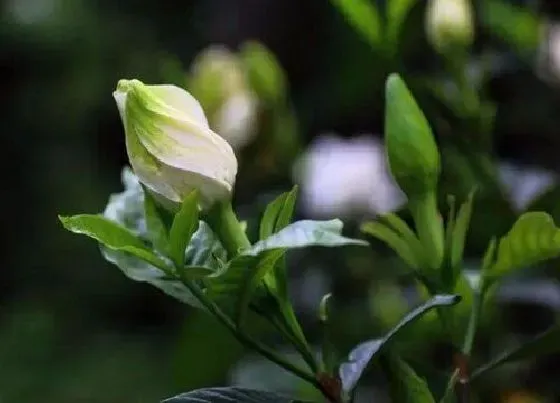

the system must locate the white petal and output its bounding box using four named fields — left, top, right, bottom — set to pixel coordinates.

left=148, top=84, right=210, bottom=129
